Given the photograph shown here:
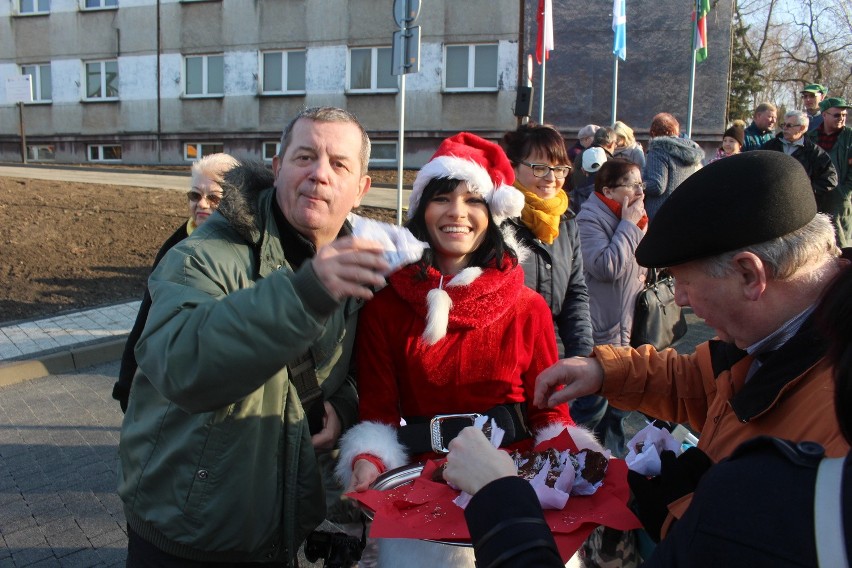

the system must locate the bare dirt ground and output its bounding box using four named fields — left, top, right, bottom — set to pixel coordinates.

left=0, top=170, right=405, bottom=324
